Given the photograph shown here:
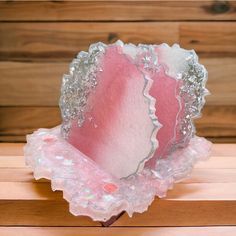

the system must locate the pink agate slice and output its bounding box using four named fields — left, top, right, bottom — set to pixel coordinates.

left=68, top=45, right=159, bottom=178
left=25, top=41, right=211, bottom=221
left=144, top=67, right=182, bottom=167
left=61, top=42, right=208, bottom=176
